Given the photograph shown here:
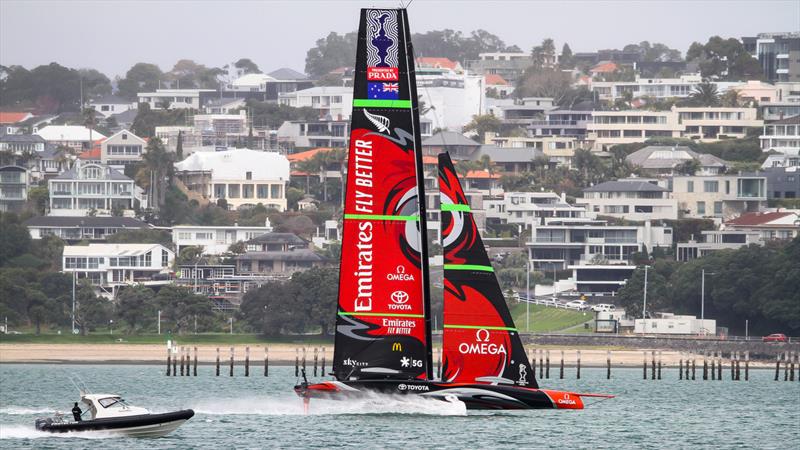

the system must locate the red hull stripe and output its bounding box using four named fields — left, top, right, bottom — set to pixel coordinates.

left=338, top=312, right=425, bottom=318
left=443, top=264, right=494, bottom=272
left=444, top=324, right=517, bottom=331
left=440, top=204, right=471, bottom=212
left=344, top=214, right=419, bottom=221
